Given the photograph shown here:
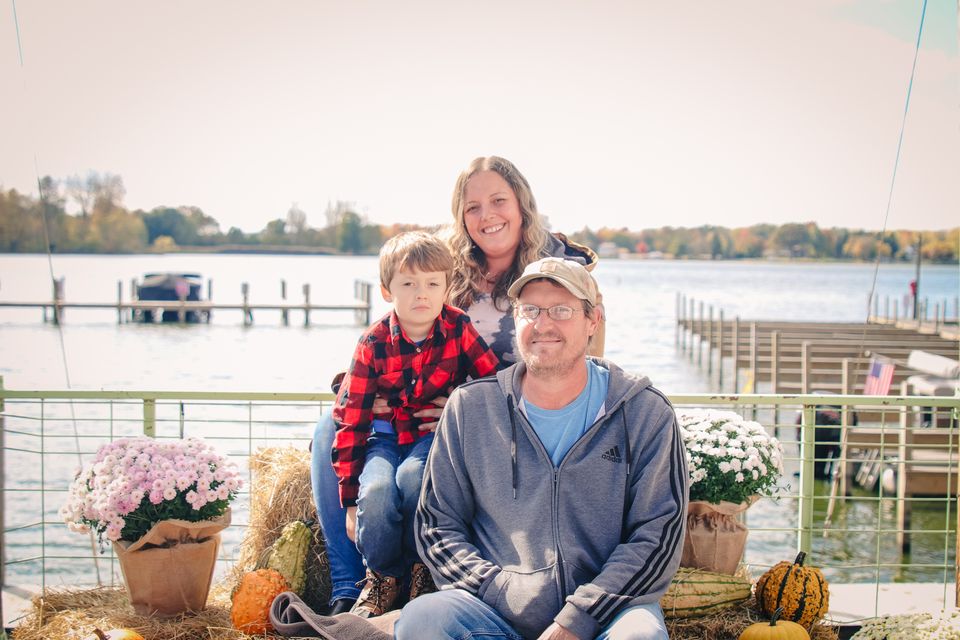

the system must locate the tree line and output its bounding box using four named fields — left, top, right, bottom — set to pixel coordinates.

left=0, top=173, right=956, bottom=262
left=569, top=222, right=958, bottom=263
